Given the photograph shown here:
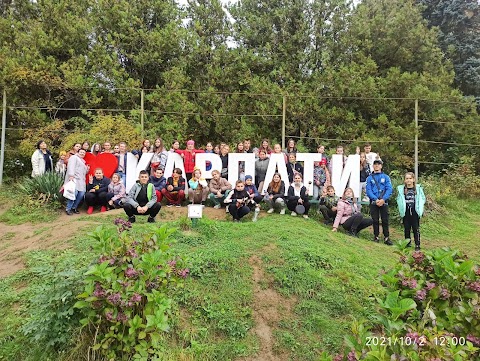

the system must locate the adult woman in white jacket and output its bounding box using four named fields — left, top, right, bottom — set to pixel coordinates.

left=64, top=149, right=89, bottom=215
left=31, top=140, right=53, bottom=177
